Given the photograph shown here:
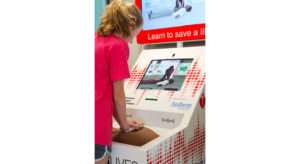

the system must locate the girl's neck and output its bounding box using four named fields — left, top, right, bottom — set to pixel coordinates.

left=113, top=32, right=126, bottom=40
